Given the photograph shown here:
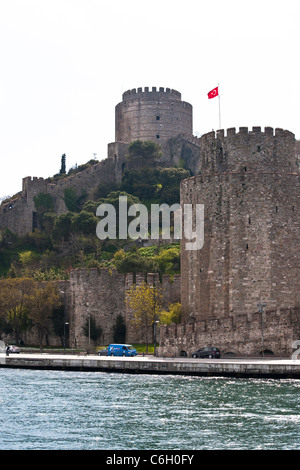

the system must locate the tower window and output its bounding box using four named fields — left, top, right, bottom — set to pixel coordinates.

left=156, top=115, right=160, bottom=120
left=156, top=134, right=160, bottom=139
